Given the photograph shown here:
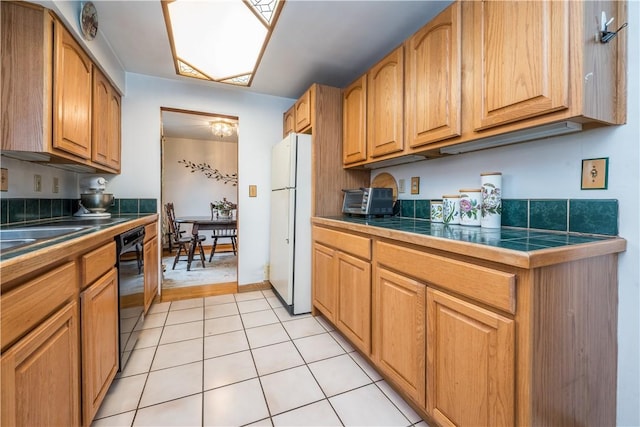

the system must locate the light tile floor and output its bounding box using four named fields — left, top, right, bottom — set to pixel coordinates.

left=92, top=290, right=429, bottom=427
